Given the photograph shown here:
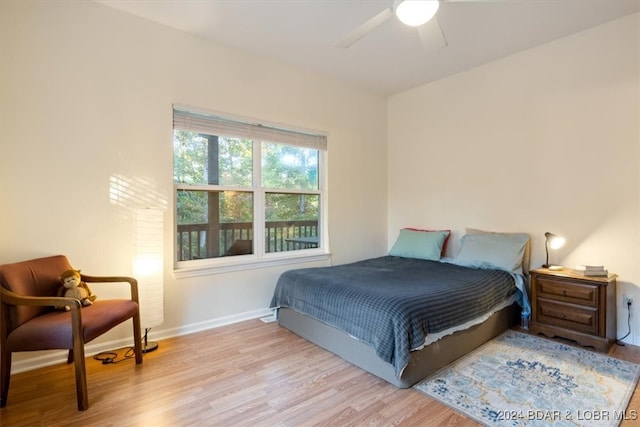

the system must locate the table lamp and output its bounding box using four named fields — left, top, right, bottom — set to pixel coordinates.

left=543, top=232, right=565, bottom=271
